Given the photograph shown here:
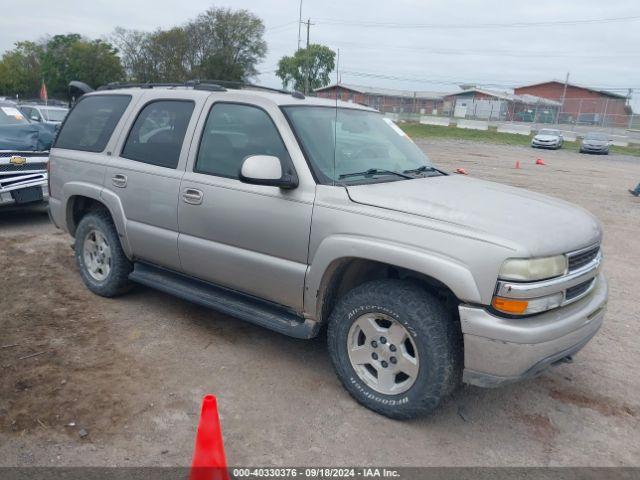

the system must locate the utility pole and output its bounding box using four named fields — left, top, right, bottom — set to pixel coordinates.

left=556, top=72, right=569, bottom=125
left=297, top=0, right=303, bottom=51
left=304, top=18, right=313, bottom=95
